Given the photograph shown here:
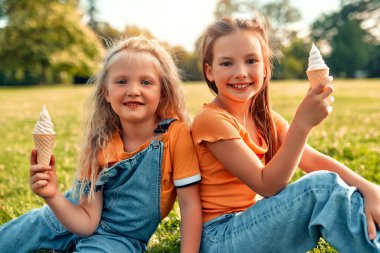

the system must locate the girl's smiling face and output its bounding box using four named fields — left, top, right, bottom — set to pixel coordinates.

left=205, top=30, right=266, bottom=105
left=105, top=51, right=162, bottom=126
